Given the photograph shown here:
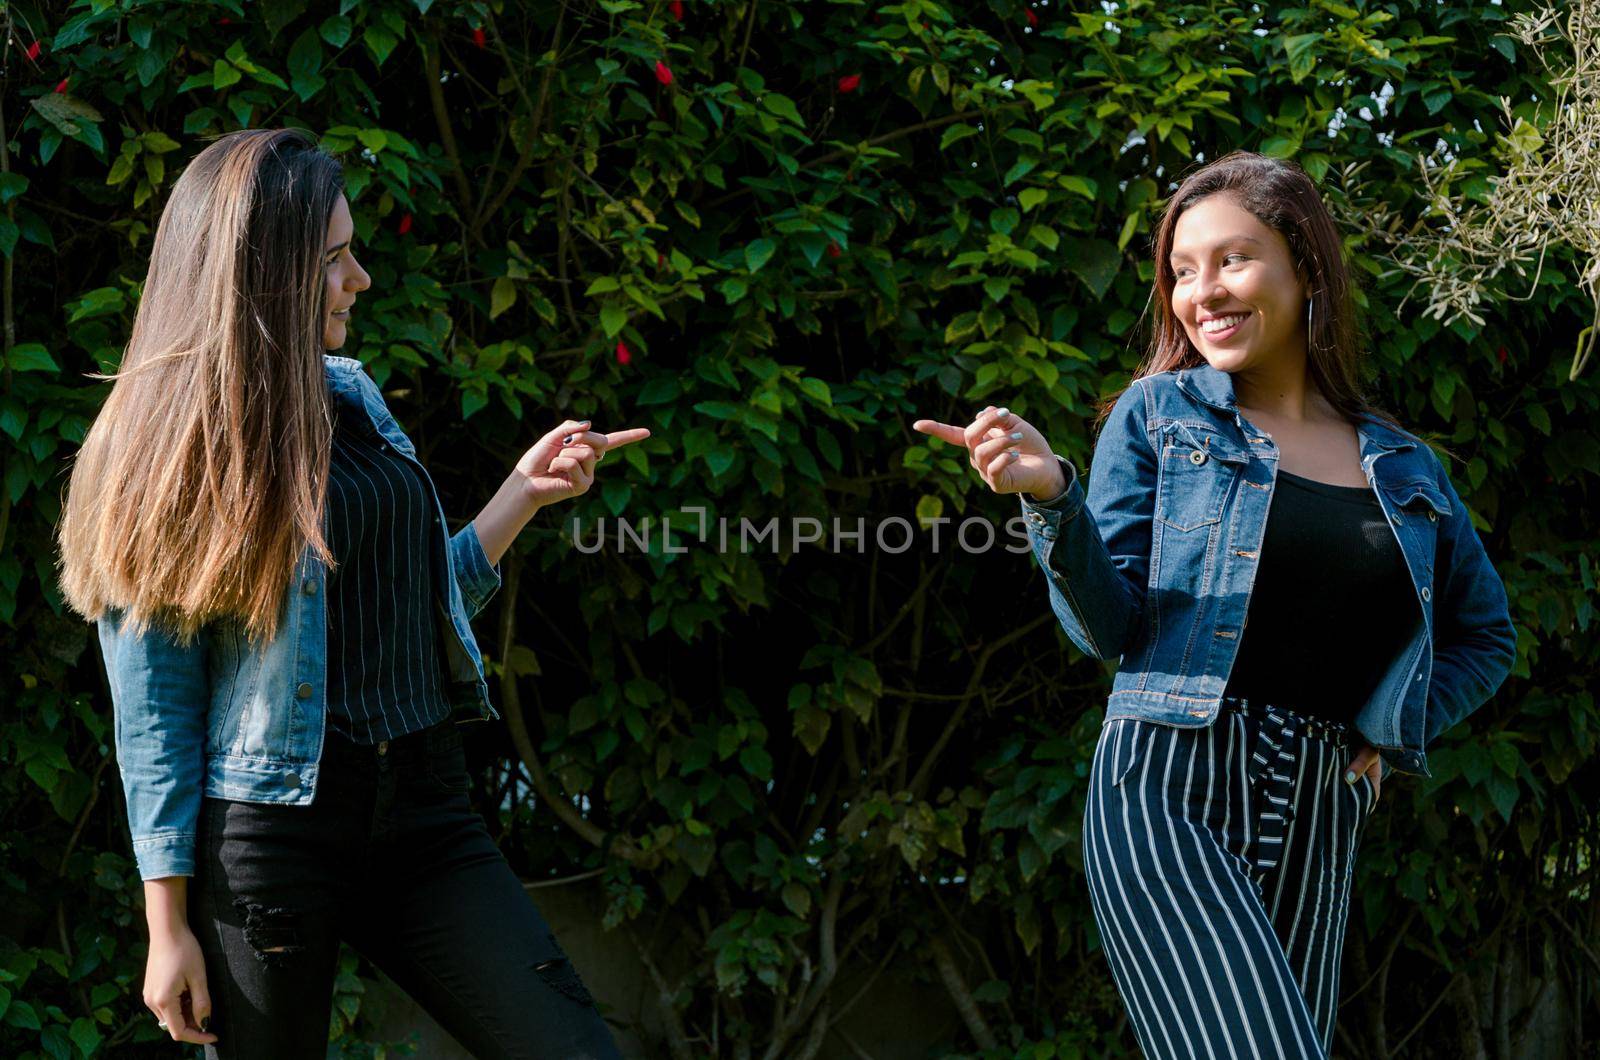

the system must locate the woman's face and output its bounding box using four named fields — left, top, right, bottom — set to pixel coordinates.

left=1168, top=192, right=1307, bottom=373
left=322, top=195, right=371, bottom=350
